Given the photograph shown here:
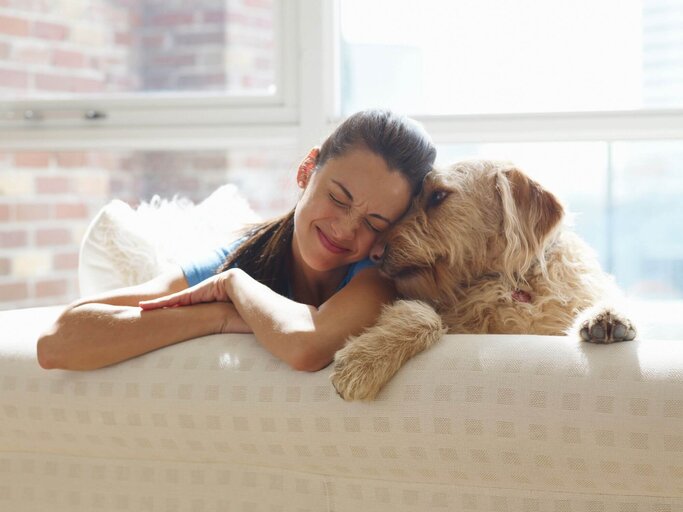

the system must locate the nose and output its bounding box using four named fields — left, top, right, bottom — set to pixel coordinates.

left=331, top=214, right=359, bottom=240
left=370, top=241, right=385, bottom=263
